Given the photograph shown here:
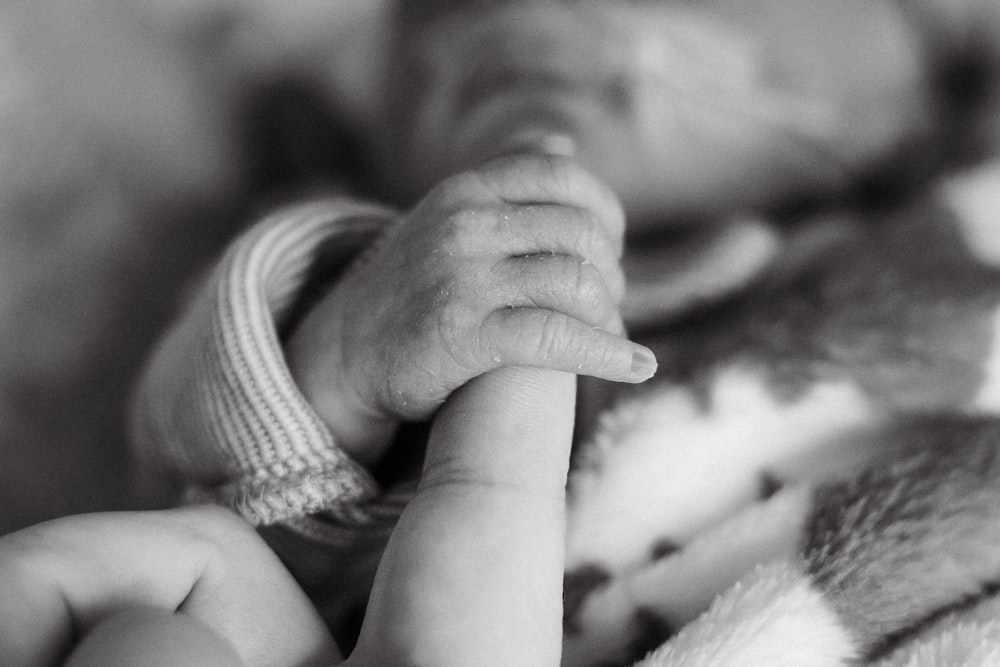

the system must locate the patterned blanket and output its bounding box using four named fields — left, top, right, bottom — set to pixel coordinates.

left=561, top=159, right=1000, bottom=666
